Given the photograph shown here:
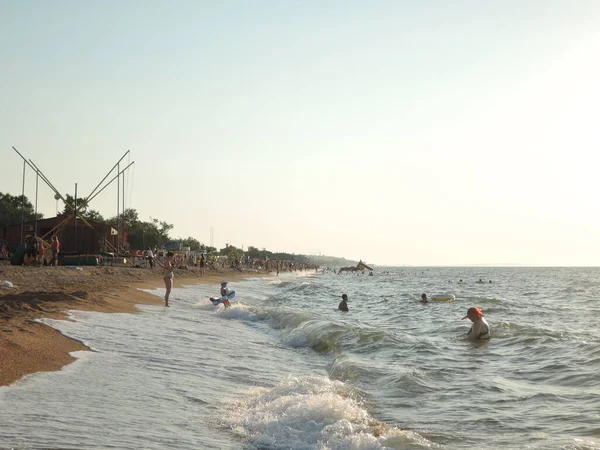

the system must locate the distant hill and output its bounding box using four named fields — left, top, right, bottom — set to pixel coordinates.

left=470, top=263, right=526, bottom=267
left=309, top=255, right=359, bottom=266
